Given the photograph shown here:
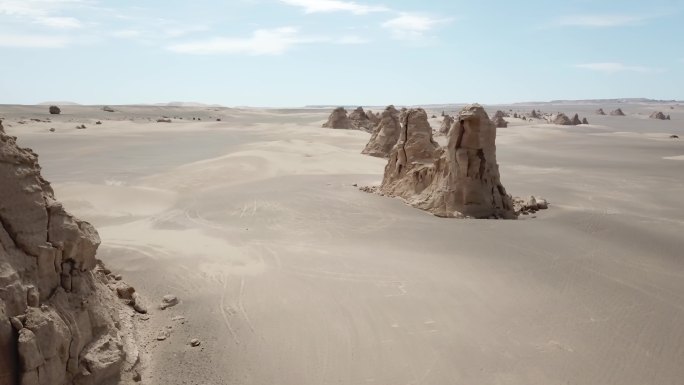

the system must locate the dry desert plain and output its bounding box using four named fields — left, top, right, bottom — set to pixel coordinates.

left=2, top=102, right=684, bottom=385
